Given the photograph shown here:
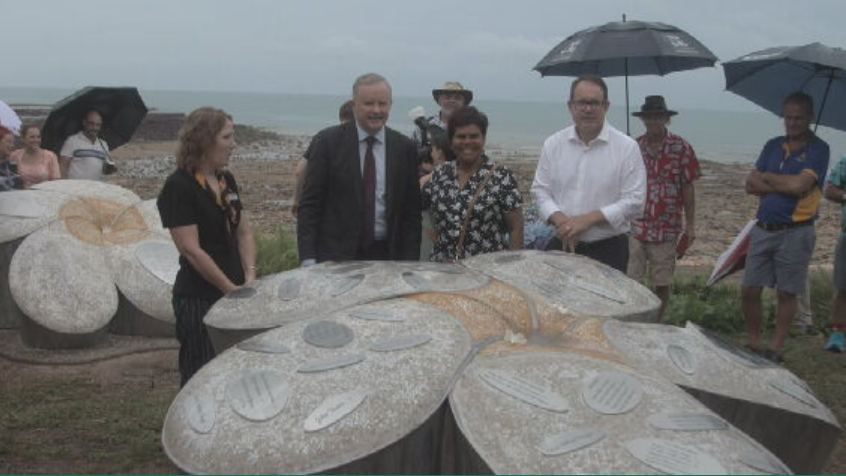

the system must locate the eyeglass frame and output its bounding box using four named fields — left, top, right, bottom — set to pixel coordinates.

left=568, top=99, right=609, bottom=111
